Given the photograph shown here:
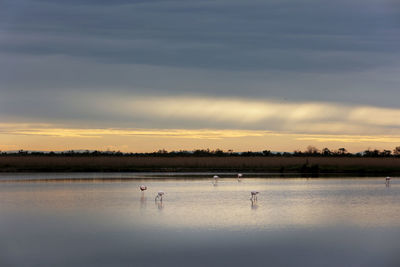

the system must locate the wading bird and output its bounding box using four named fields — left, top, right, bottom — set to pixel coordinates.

left=155, top=191, right=165, bottom=201
left=139, top=185, right=147, bottom=191
left=237, top=173, right=243, bottom=182
left=386, top=176, right=391, bottom=186
left=250, top=191, right=259, bottom=201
